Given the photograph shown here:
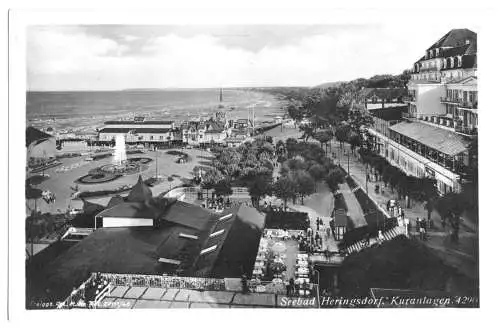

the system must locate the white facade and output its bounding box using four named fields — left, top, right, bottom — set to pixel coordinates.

left=105, top=122, right=175, bottom=129
left=99, top=130, right=181, bottom=143
left=102, top=217, right=153, bottom=228
left=369, top=128, right=461, bottom=194
left=407, top=82, right=446, bottom=118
